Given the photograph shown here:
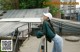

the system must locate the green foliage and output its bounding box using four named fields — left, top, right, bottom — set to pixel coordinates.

left=19, top=0, right=26, bottom=8
left=40, top=0, right=61, bottom=16
left=60, top=10, right=64, bottom=14
left=19, top=0, right=49, bottom=9
left=0, top=0, right=13, bottom=10
left=19, top=0, right=61, bottom=16
left=49, top=5, right=60, bottom=16
left=25, top=0, right=37, bottom=8
left=0, top=0, right=62, bottom=16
